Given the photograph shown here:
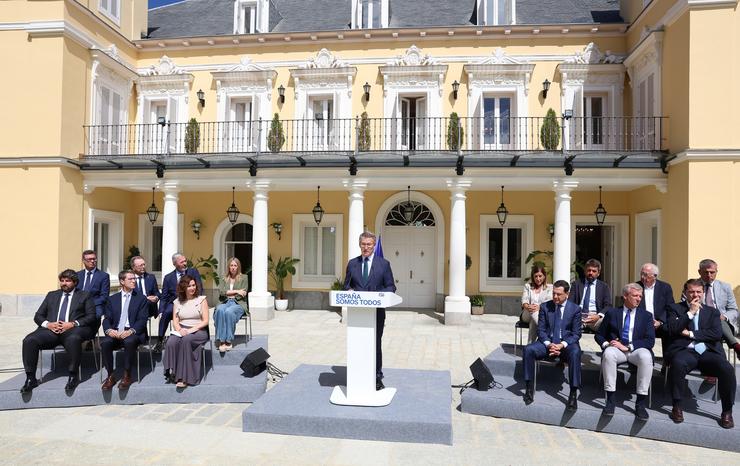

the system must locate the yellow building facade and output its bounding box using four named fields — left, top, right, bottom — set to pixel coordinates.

left=1, top=0, right=738, bottom=323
